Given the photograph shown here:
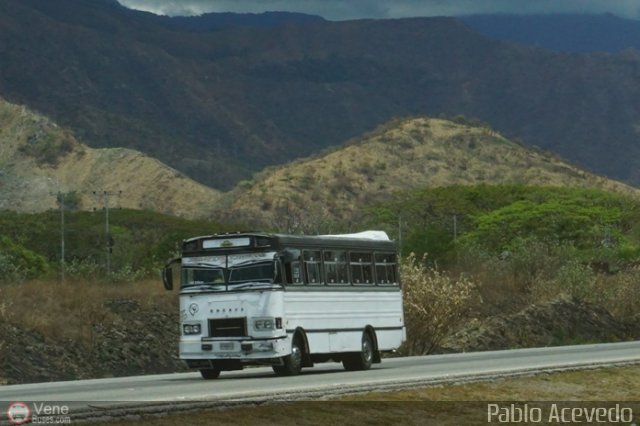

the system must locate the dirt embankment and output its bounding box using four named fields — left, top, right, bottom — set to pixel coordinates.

left=441, top=298, right=637, bottom=353
left=0, top=300, right=185, bottom=385
left=0, top=297, right=637, bottom=384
